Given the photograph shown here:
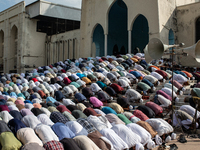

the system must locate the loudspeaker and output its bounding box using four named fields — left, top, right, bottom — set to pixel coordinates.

left=179, top=40, right=200, bottom=63
left=144, top=38, right=175, bottom=62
